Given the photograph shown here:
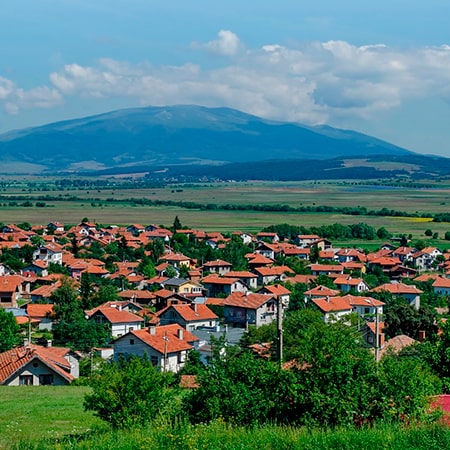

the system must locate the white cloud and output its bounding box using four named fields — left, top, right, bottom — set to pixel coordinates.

left=196, top=29, right=241, bottom=56
left=3, top=32, right=450, bottom=127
